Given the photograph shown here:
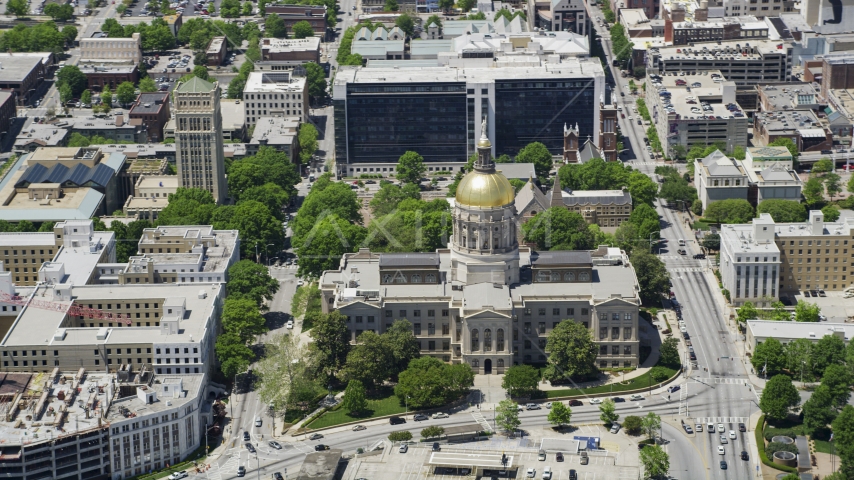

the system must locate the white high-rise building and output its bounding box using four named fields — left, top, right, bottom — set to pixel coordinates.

left=174, top=77, right=228, bottom=204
